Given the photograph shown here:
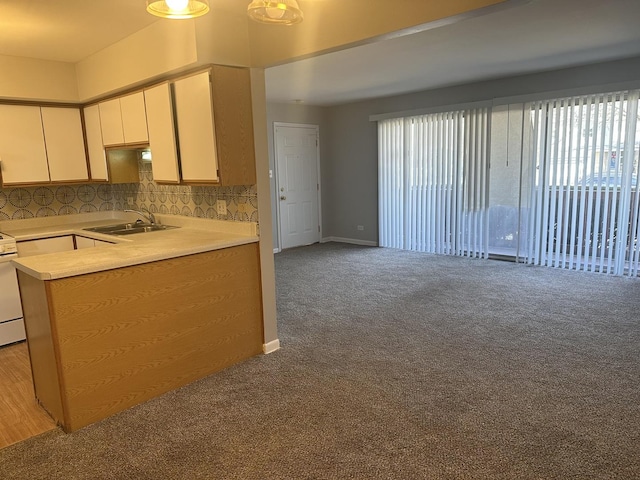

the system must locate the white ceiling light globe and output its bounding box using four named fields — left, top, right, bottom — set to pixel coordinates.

left=166, top=0, right=189, bottom=12
left=266, top=6, right=285, bottom=20
left=247, top=0, right=304, bottom=25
